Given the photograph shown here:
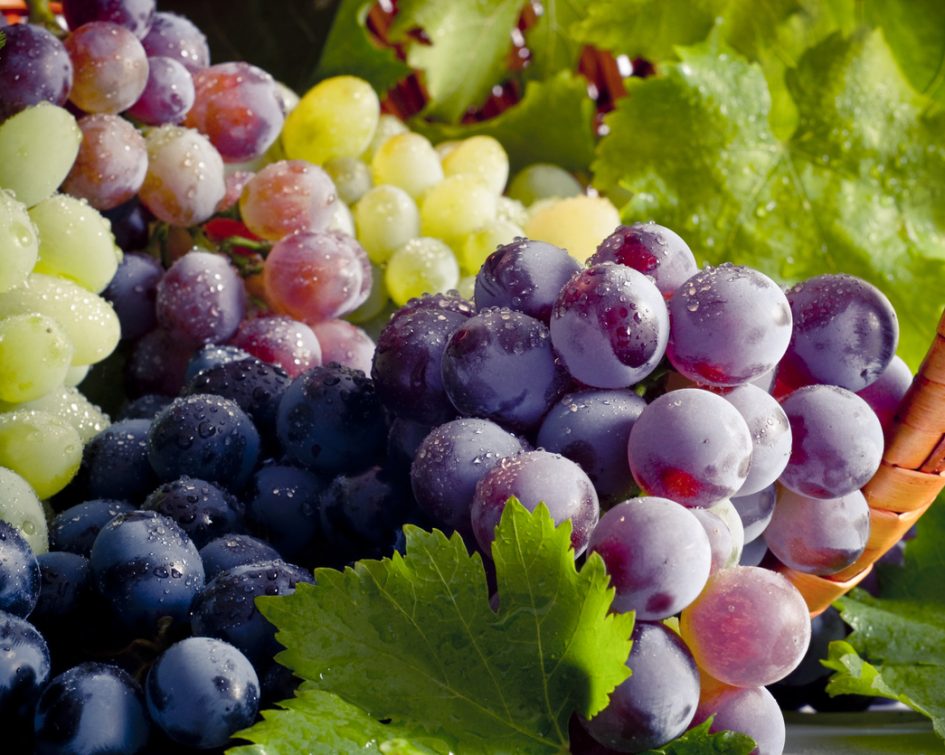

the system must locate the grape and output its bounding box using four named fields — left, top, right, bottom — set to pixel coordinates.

left=229, top=316, right=322, bottom=379
left=141, top=11, right=210, bottom=71
left=475, top=237, right=581, bottom=323
left=739, top=535, right=768, bottom=566
left=442, top=307, right=568, bottom=431
left=667, top=264, right=792, bottom=387
left=536, top=389, right=646, bottom=502
left=199, top=534, right=282, bottom=582
left=387, top=417, right=434, bottom=478
left=125, top=55, right=195, bottom=125
left=588, top=497, right=711, bottom=619
left=65, top=22, right=149, bottom=114
left=459, top=219, right=525, bottom=275
left=779, top=384, right=884, bottom=499
left=0, top=521, right=40, bottom=618
left=385, top=237, right=460, bottom=307
left=102, top=197, right=151, bottom=252
left=89, top=509, right=204, bottom=632
left=0, top=468, right=48, bottom=554
left=30, top=194, right=121, bottom=292
left=680, top=566, right=811, bottom=687
left=441, top=135, right=509, bottom=195
left=411, top=418, right=525, bottom=536
left=283, top=75, right=380, bottom=165
left=323, top=155, right=372, bottom=205
left=50, top=499, right=135, bottom=556
left=496, top=195, right=529, bottom=227
left=346, top=263, right=391, bottom=325
left=0, top=410, right=83, bottom=499
left=691, top=682, right=785, bottom=755
left=471, top=450, right=599, bottom=555
left=58, top=115, right=146, bottom=214
left=371, top=131, right=444, bottom=198
left=0, top=610, right=50, bottom=723
left=142, top=476, right=245, bottom=549
left=62, top=0, right=155, bottom=37
left=263, top=230, right=369, bottom=322
left=551, top=263, right=669, bottom=389
left=32, top=551, right=91, bottom=628
left=139, top=125, right=226, bottom=226
left=126, top=327, right=193, bottom=397
left=217, top=169, right=254, bottom=214
left=0, top=103, right=82, bottom=209
left=420, top=175, right=498, bottom=250
left=353, top=184, right=420, bottom=264
left=0, top=191, right=38, bottom=293
left=857, top=354, right=912, bottom=432
left=361, top=113, right=407, bottom=162
left=310, top=319, right=375, bottom=375
left=780, top=273, right=899, bottom=391
left=100, top=253, right=156, bottom=341
left=507, top=163, right=582, bottom=205
left=524, top=195, right=620, bottom=262
left=627, top=389, right=753, bottom=508
left=0, top=23, right=73, bottom=120
left=117, top=393, right=171, bottom=420
left=146, top=636, right=259, bottom=749
left=0, top=314, right=73, bottom=403
left=239, top=159, right=337, bottom=240
left=722, top=383, right=792, bottom=496
left=764, top=488, right=870, bottom=575
left=245, top=464, right=325, bottom=563
left=692, top=500, right=744, bottom=574
left=155, top=250, right=246, bottom=345
left=731, top=484, right=776, bottom=543
left=589, top=222, right=698, bottom=300
left=581, top=622, right=699, bottom=752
